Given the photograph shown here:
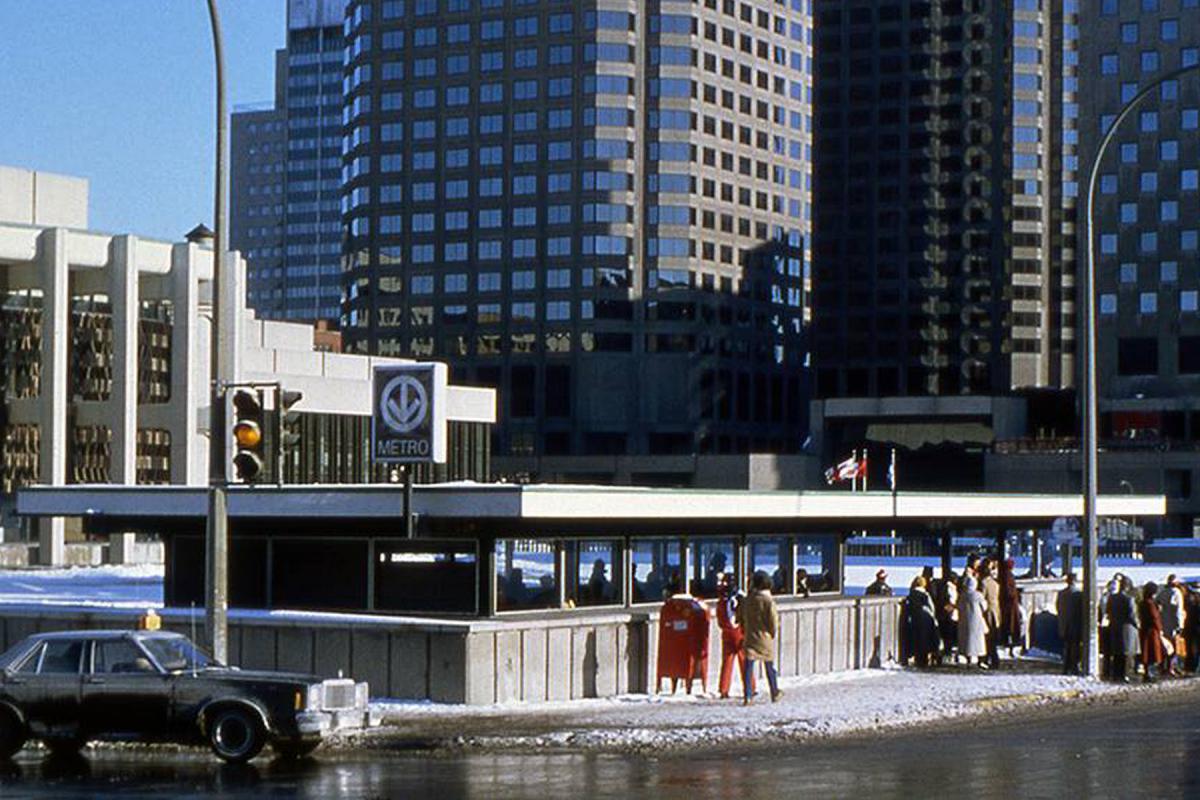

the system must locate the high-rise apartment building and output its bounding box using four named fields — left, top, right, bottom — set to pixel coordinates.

left=340, top=0, right=813, bottom=471
left=232, top=0, right=346, bottom=324
left=812, top=0, right=1079, bottom=399
left=1080, top=0, right=1200, bottom=408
